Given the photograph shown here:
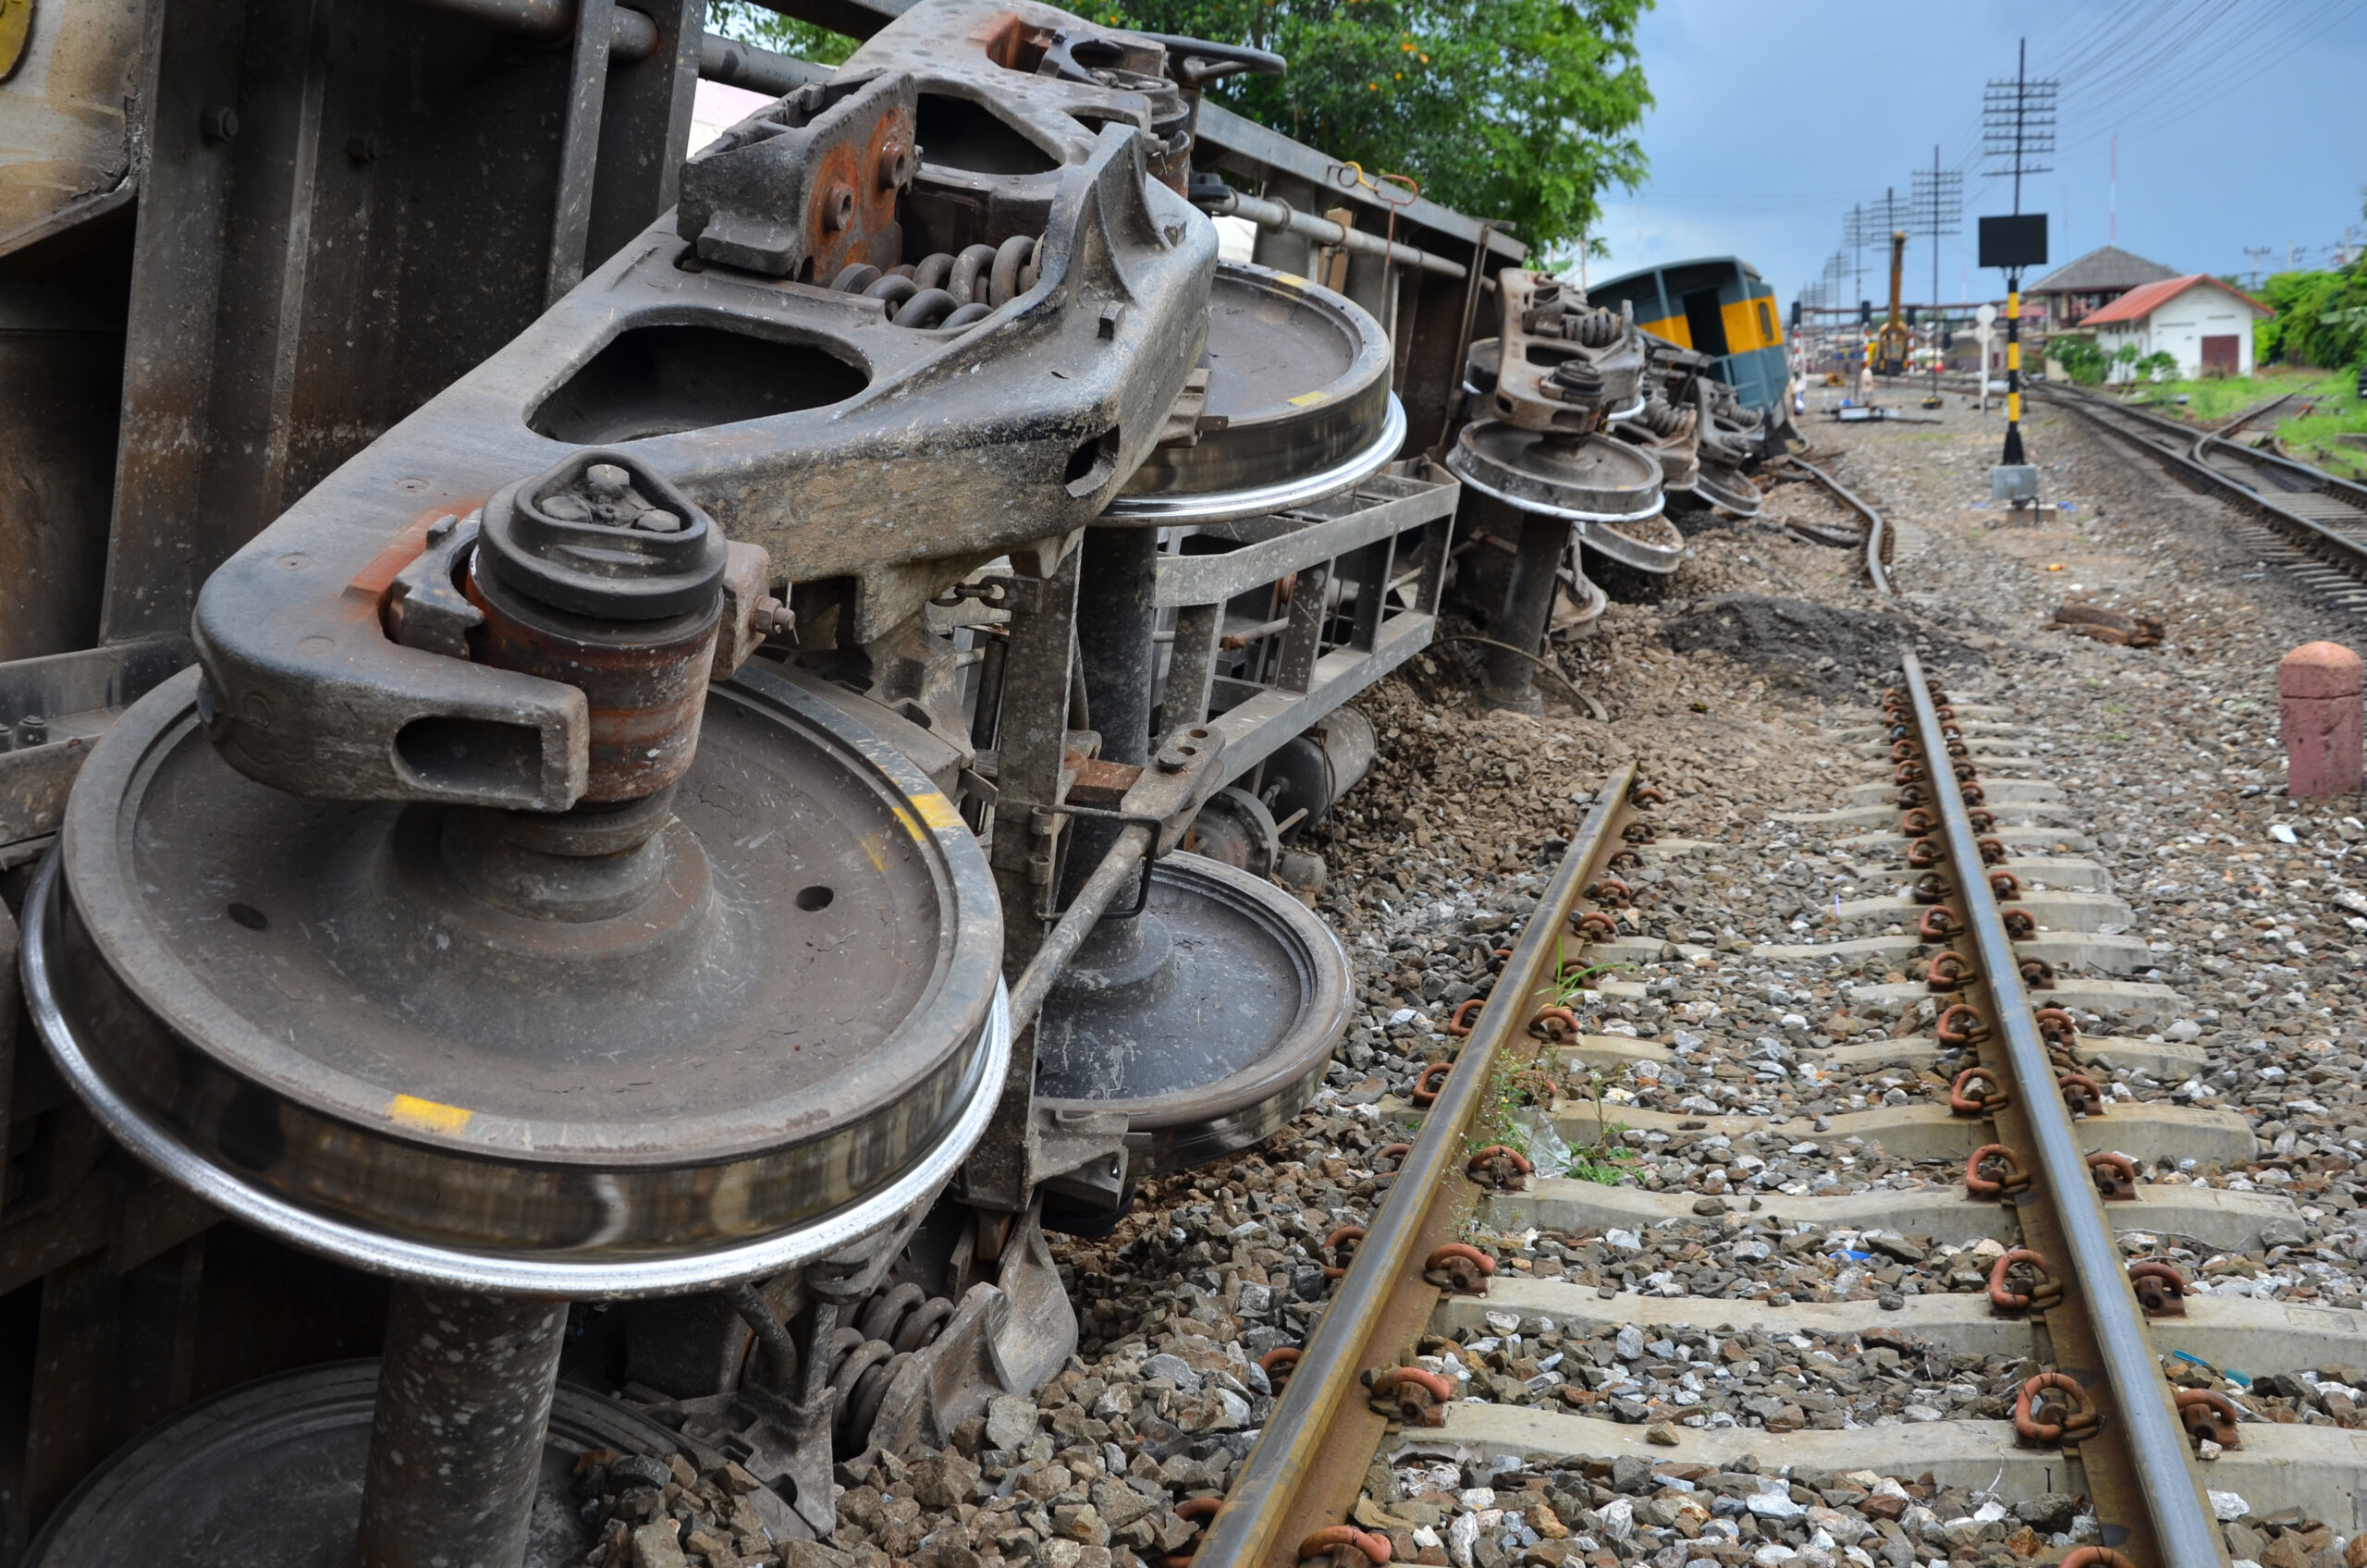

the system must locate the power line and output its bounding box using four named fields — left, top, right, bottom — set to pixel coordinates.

left=1982, top=46, right=2059, bottom=214
left=2056, top=0, right=2367, bottom=154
